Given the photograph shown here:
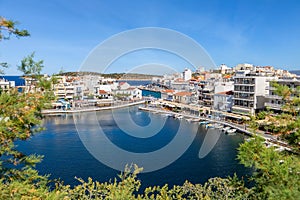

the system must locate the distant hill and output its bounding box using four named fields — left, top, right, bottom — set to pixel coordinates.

left=290, top=70, right=300, bottom=76
left=57, top=72, right=162, bottom=80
